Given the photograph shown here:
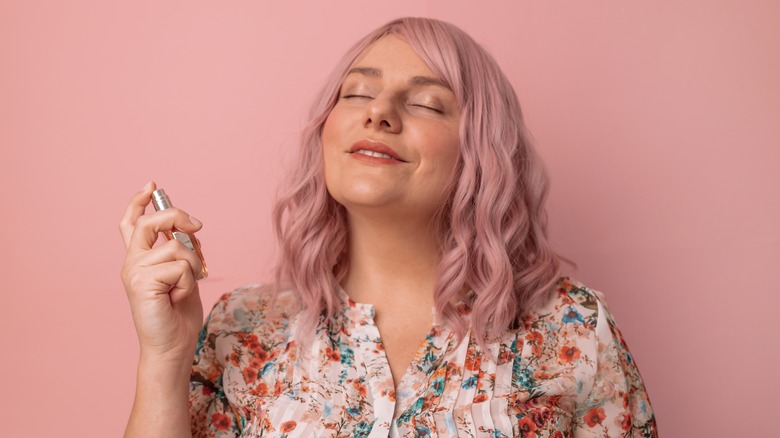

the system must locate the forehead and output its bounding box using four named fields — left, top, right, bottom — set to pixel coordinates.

left=350, top=34, right=437, bottom=78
